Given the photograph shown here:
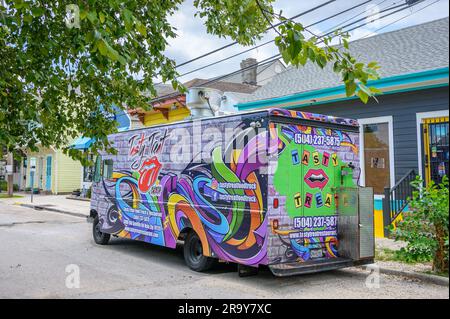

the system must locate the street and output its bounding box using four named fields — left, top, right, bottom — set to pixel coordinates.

left=0, top=201, right=448, bottom=299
